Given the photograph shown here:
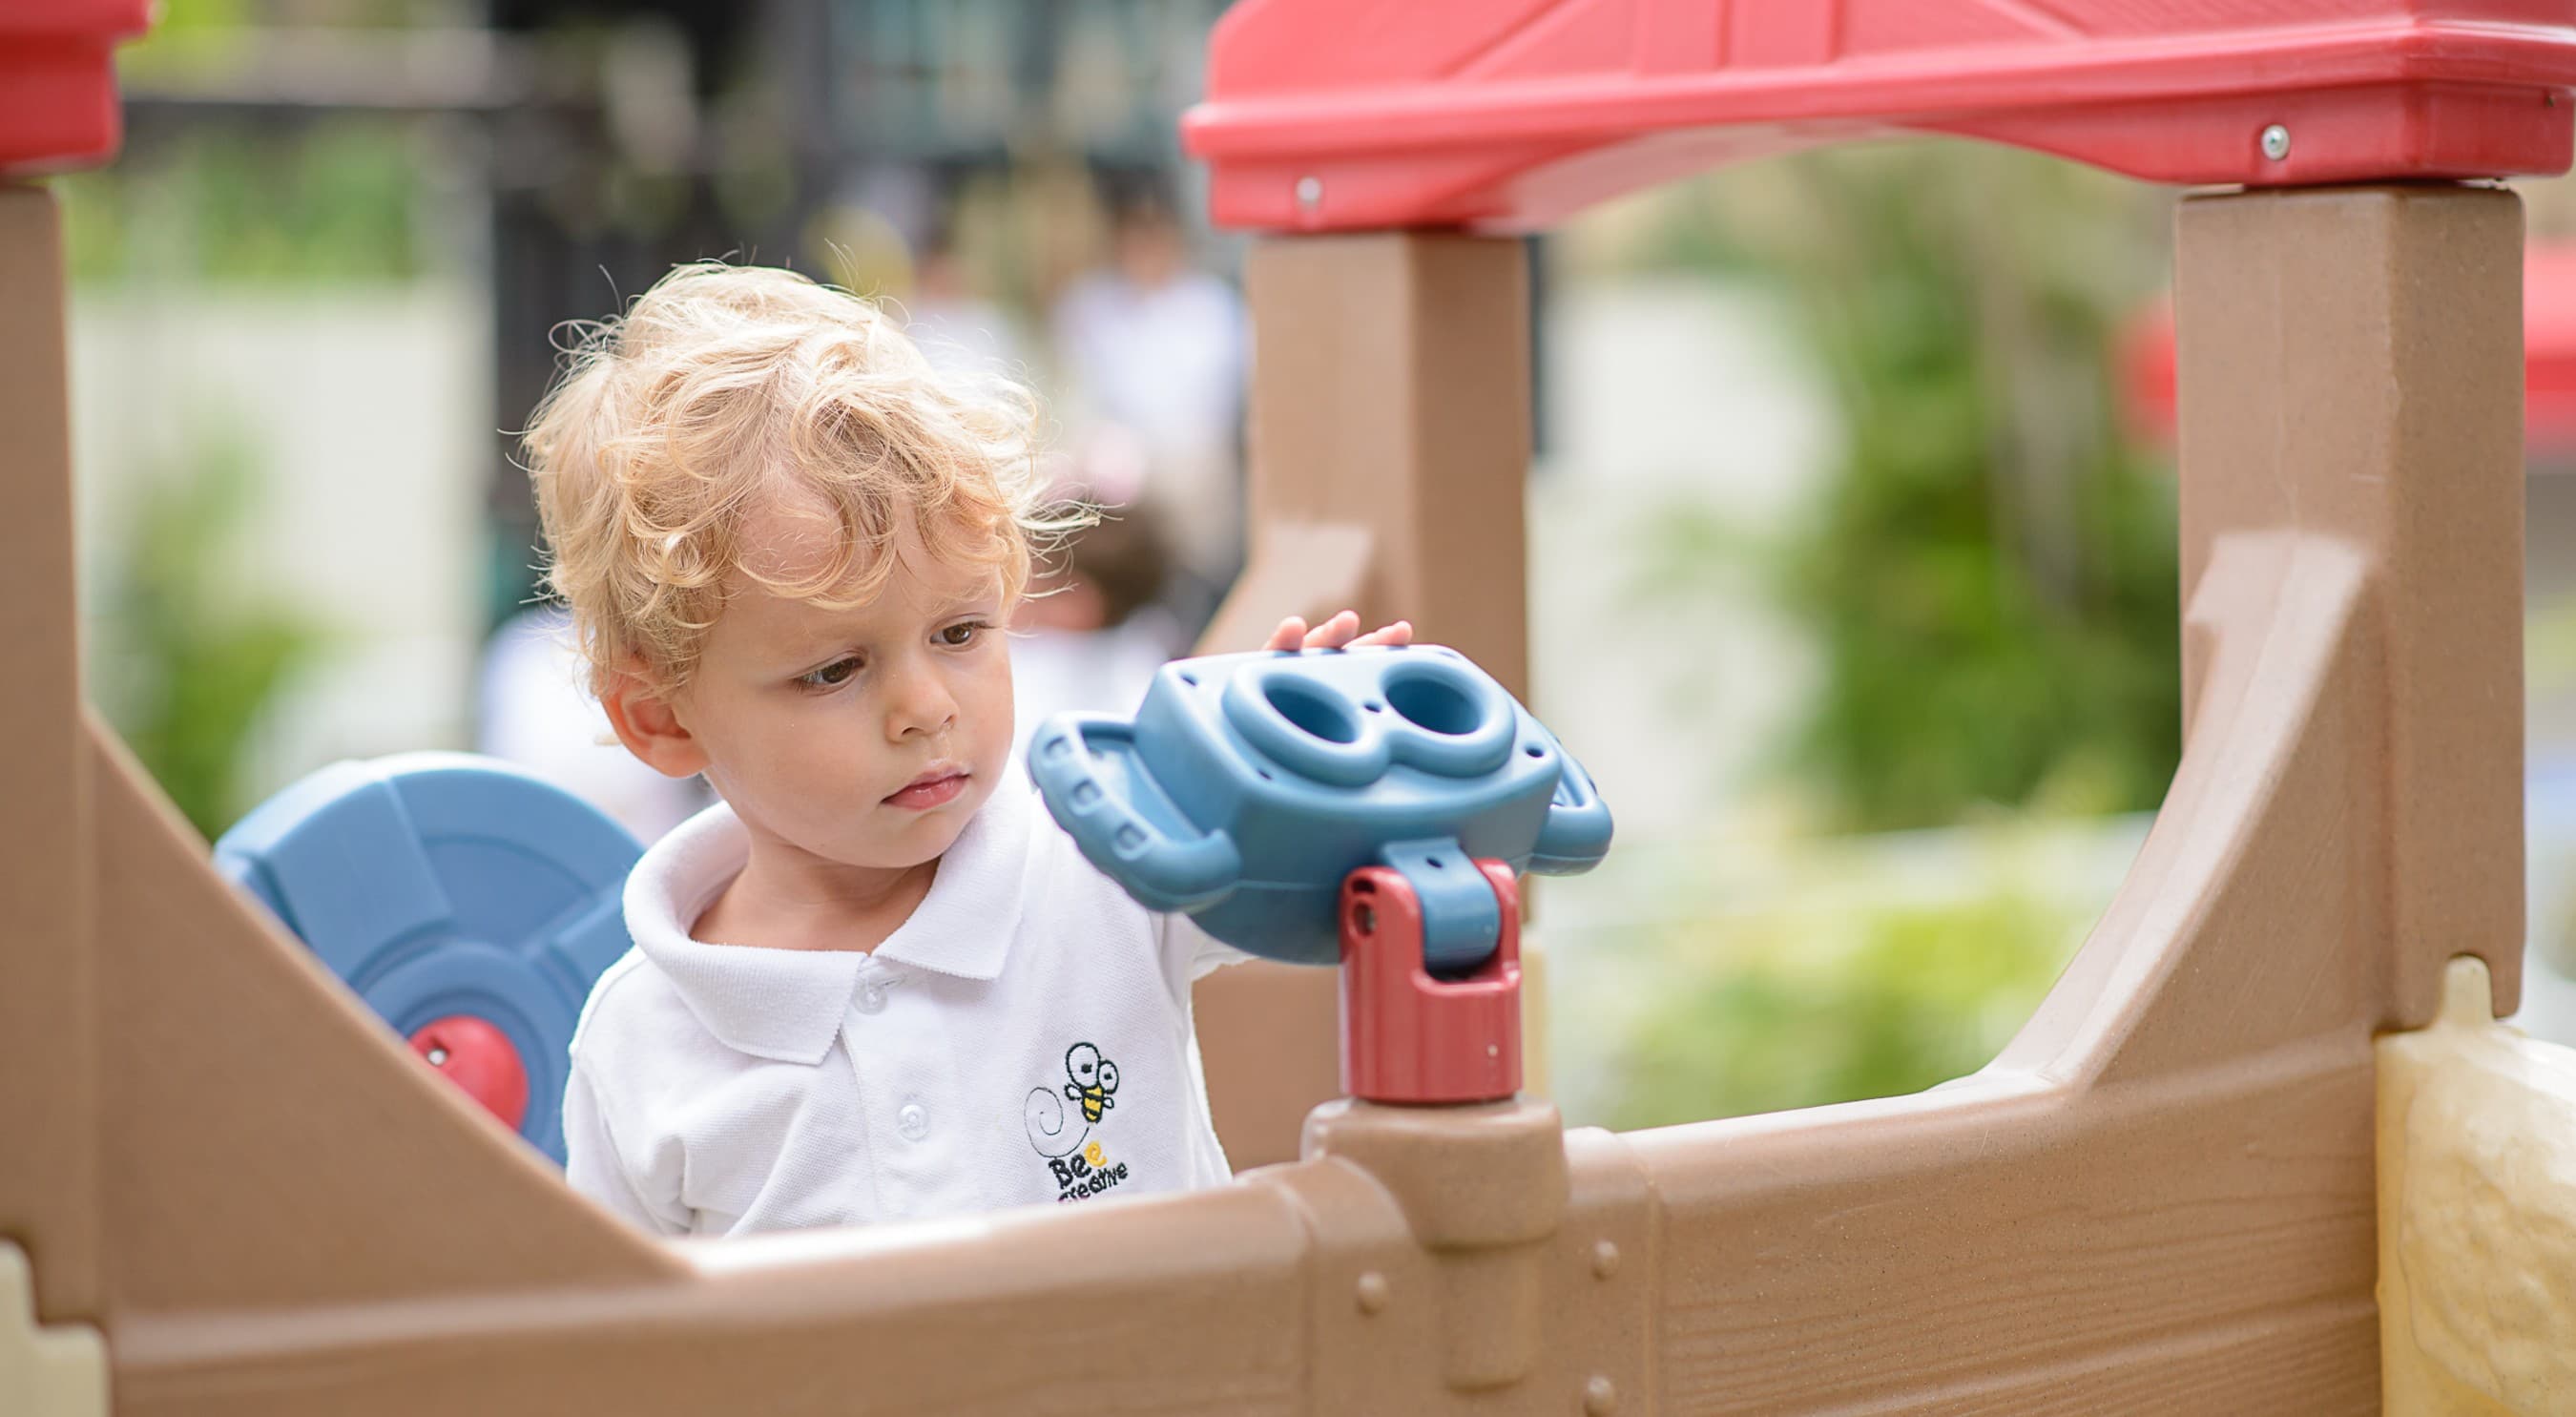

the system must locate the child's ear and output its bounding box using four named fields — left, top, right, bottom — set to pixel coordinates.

left=601, top=666, right=712, bottom=780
